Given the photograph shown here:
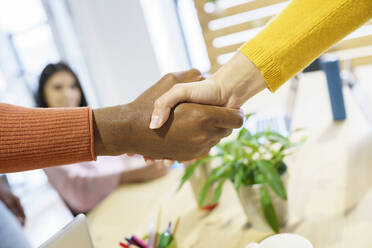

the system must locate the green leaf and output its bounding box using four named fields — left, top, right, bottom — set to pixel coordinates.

left=245, top=113, right=254, bottom=121
left=257, top=160, right=287, bottom=200
left=261, top=186, right=280, bottom=233
left=241, top=139, right=259, bottom=152
left=265, top=132, right=289, bottom=145
left=198, top=164, right=232, bottom=207
left=253, top=171, right=266, bottom=184
left=253, top=131, right=266, bottom=137
left=242, top=130, right=253, bottom=141
left=178, top=157, right=210, bottom=190
left=213, top=162, right=232, bottom=178
left=265, top=123, right=273, bottom=135
left=213, top=178, right=226, bottom=204
left=238, top=128, right=247, bottom=140
left=223, top=153, right=235, bottom=163
left=198, top=178, right=213, bottom=207
left=234, top=167, right=244, bottom=192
